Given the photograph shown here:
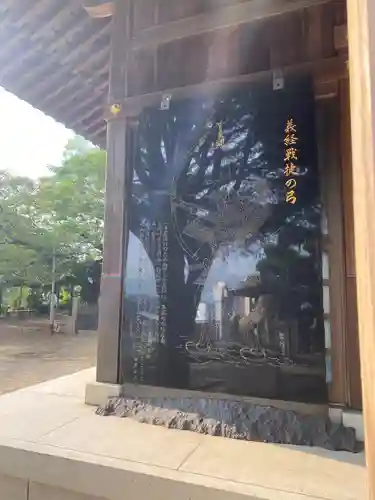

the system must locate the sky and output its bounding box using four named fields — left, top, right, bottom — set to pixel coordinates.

left=0, top=87, right=73, bottom=179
